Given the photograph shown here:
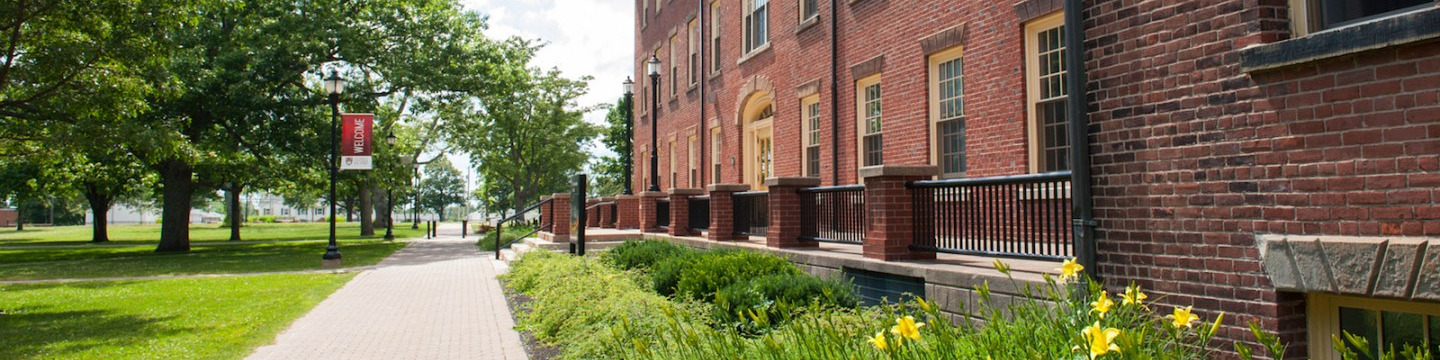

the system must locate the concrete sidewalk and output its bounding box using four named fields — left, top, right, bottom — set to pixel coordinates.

left=247, top=224, right=527, bottom=360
